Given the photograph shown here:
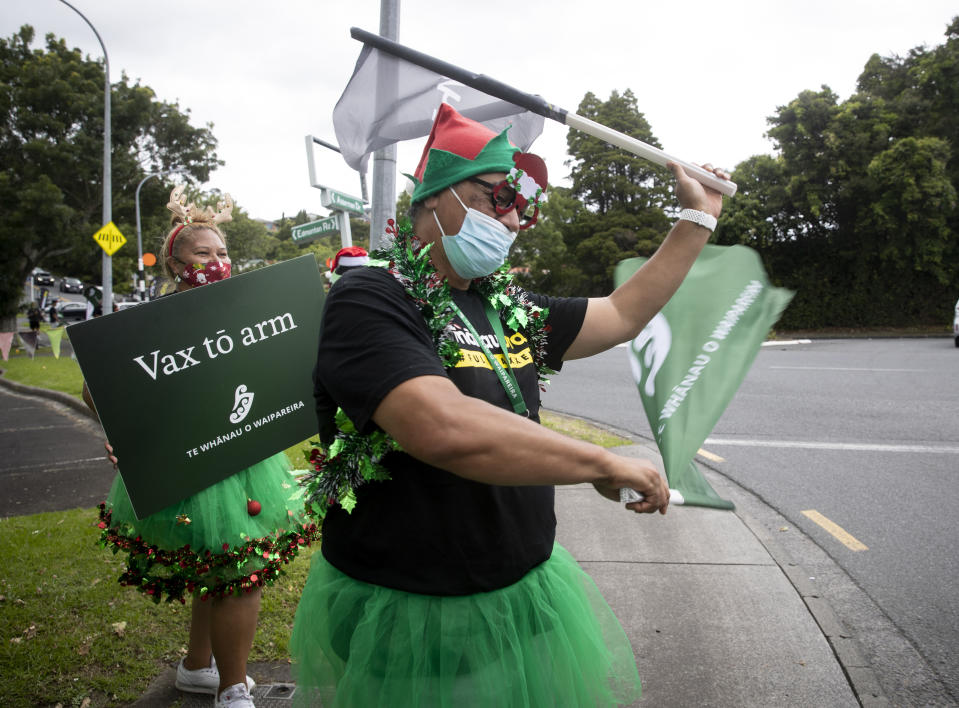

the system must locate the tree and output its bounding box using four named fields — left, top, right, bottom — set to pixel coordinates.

left=349, top=216, right=371, bottom=252
left=272, top=210, right=311, bottom=242
left=748, top=19, right=959, bottom=327
left=715, top=155, right=792, bottom=251
left=557, top=90, right=673, bottom=295
left=510, top=186, right=582, bottom=295
left=0, top=26, right=221, bottom=320
left=566, top=90, right=672, bottom=215
left=857, top=17, right=959, bottom=175
left=862, top=136, right=955, bottom=284
left=765, top=87, right=843, bottom=240
left=221, top=202, right=272, bottom=271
